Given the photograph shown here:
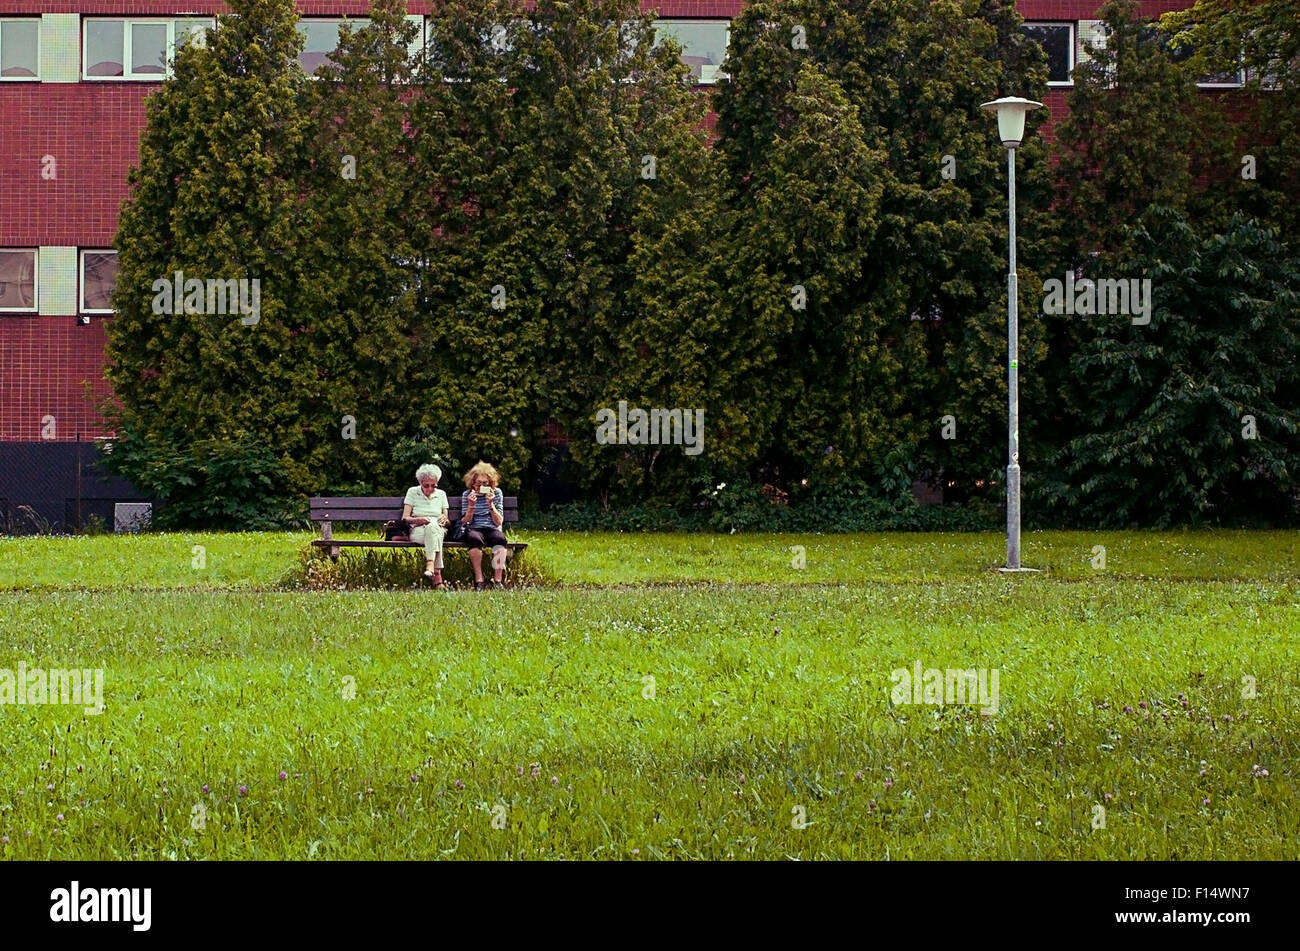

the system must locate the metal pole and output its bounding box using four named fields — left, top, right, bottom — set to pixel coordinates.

left=76, top=431, right=83, bottom=532
left=1006, top=147, right=1021, bottom=570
